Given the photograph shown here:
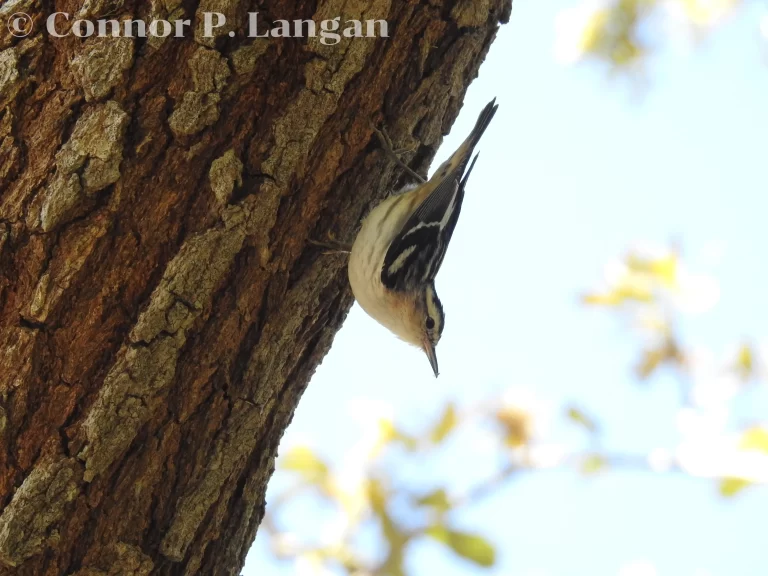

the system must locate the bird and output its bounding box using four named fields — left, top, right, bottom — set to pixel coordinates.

left=347, top=98, right=498, bottom=377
